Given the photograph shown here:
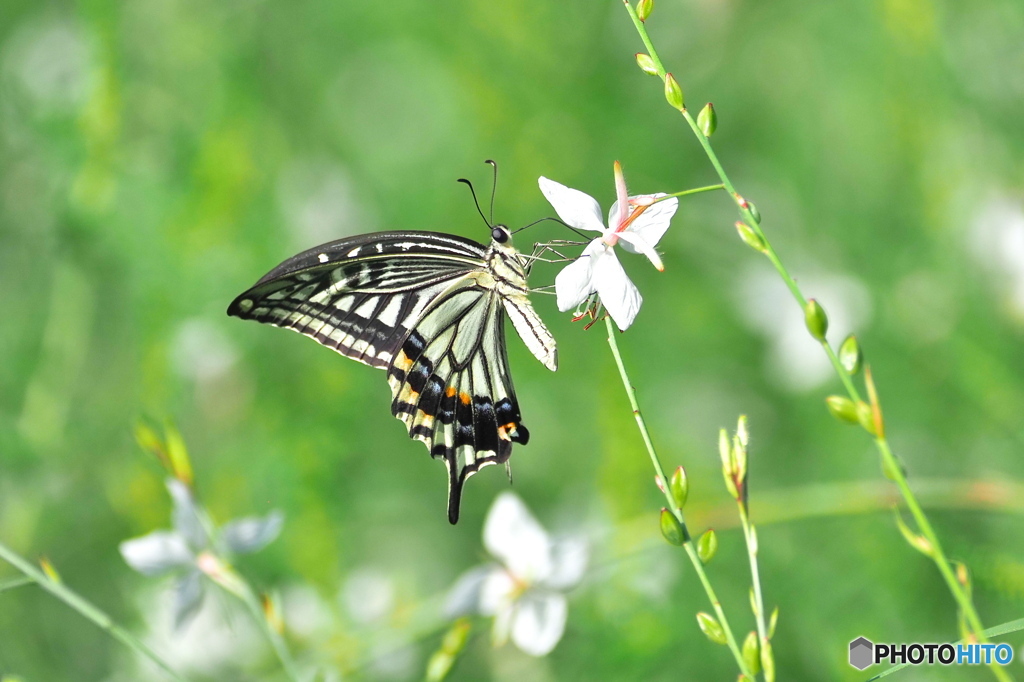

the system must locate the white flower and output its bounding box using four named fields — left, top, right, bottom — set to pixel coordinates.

left=539, top=162, right=678, bottom=331
left=119, top=478, right=284, bottom=631
left=445, top=492, right=588, bottom=657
